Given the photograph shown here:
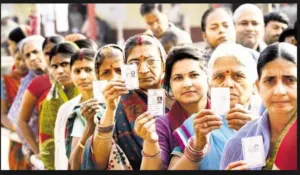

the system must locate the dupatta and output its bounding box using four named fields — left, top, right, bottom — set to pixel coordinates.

left=39, top=83, right=80, bottom=170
